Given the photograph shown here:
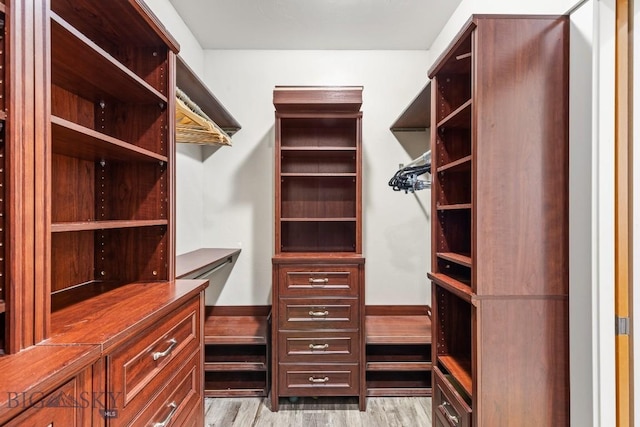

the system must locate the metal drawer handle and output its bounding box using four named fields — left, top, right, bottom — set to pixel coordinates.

left=153, top=402, right=178, bottom=427
left=153, top=338, right=178, bottom=361
left=439, top=401, right=459, bottom=426
left=308, top=376, right=329, bottom=383
left=309, top=278, right=329, bottom=285
left=308, top=310, right=329, bottom=317
left=308, top=343, right=329, bottom=350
